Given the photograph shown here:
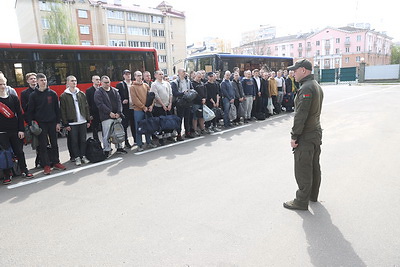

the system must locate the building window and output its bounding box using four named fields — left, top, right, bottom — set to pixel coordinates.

left=140, top=41, right=151, bottom=47
left=335, top=58, right=340, bottom=65
left=78, top=9, right=88, bottom=19
left=152, top=16, right=164, bottom=24
left=162, top=68, right=168, bottom=75
left=158, top=55, right=167, bottom=62
left=171, top=32, right=174, bottom=39
left=79, top=25, right=90, bottom=35
left=152, top=29, right=165, bottom=37
left=356, top=56, right=361, bottom=62
left=127, top=27, right=149, bottom=36
left=345, top=57, right=349, bottom=63
left=275, top=46, right=278, bottom=51
left=299, top=51, right=302, bottom=57
left=357, top=35, right=362, bottom=42
left=39, top=2, right=60, bottom=11
left=108, top=25, right=125, bottom=34
left=316, top=50, right=320, bottom=56
left=336, top=38, right=340, bottom=43
left=345, top=36, right=350, bottom=43
left=298, top=43, right=302, bottom=47
left=128, top=41, right=138, bottom=47
left=325, top=49, right=330, bottom=55
left=153, top=42, right=166, bottom=50
left=316, top=41, right=320, bottom=46
left=357, top=46, right=361, bottom=52
left=107, top=10, right=124, bottom=20
left=345, top=47, right=350, bottom=53
left=335, top=48, right=339, bottom=54
left=127, top=12, right=149, bottom=22
left=41, top=18, right=50, bottom=29
left=109, top=40, right=126, bottom=47
left=282, top=45, right=286, bottom=50
left=290, top=44, right=294, bottom=49
left=81, top=41, right=91, bottom=46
